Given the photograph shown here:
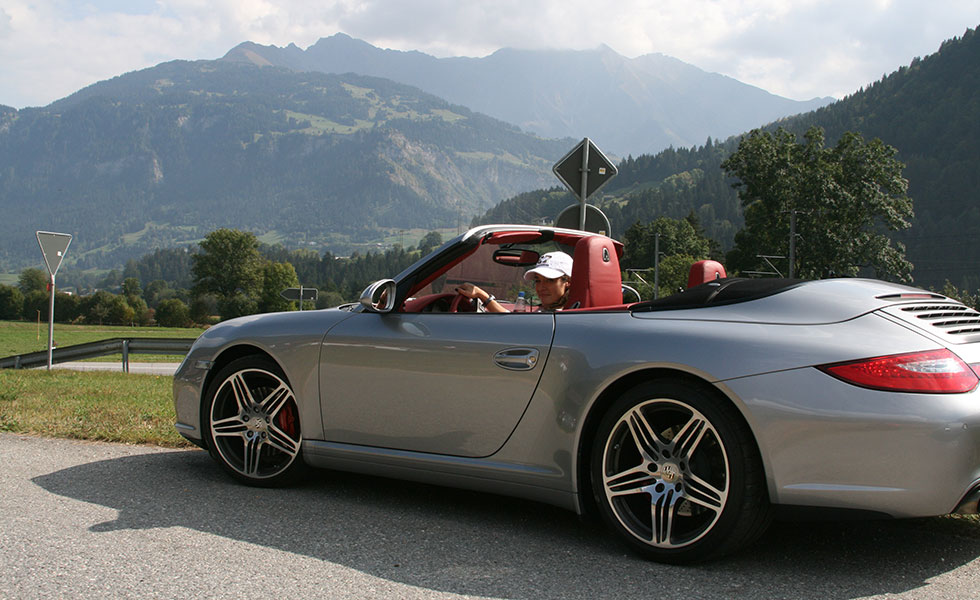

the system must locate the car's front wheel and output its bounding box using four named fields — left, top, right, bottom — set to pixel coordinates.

left=591, top=379, right=770, bottom=563
left=203, top=356, right=305, bottom=486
